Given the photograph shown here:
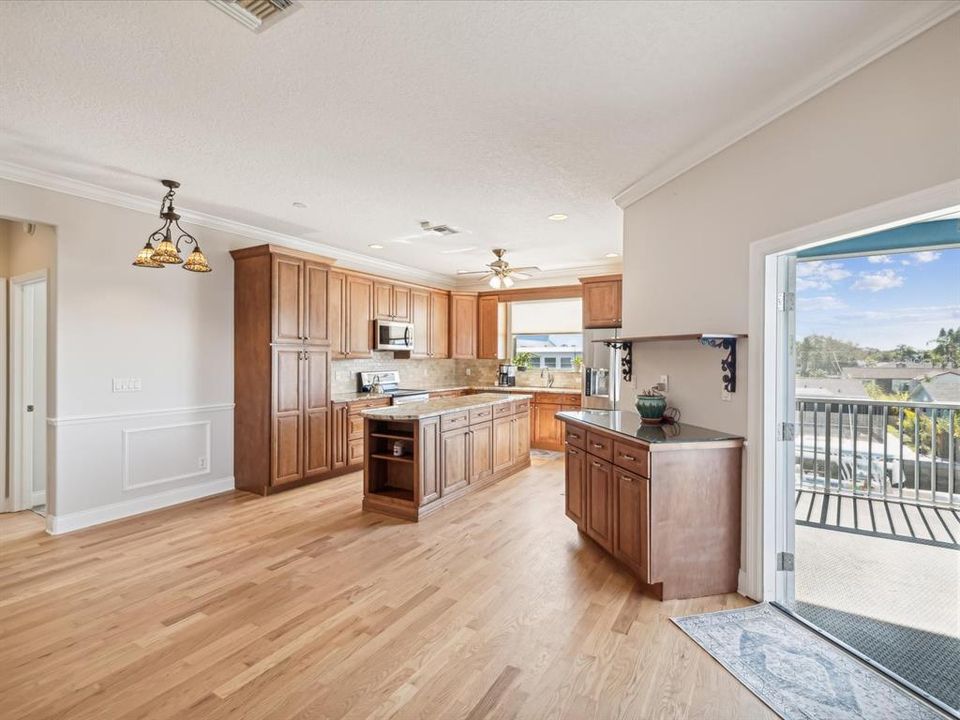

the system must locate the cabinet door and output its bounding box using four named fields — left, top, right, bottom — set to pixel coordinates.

left=585, top=457, right=614, bottom=552
left=514, top=413, right=530, bottom=459
left=614, top=469, right=649, bottom=579
left=393, top=285, right=411, bottom=322
left=582, top=278, right=622, bottom=329
left=492, top=416, right=513, bottom=473
left=331, top=402, right=348, bottom=470
left=328, top=271, right=347, bottom=358
left=420, top=417, right=441, bottom=505
left=345, top=275, right=373, bottom=358
left=477, top=295, right=500, bottom=359
left=450, top=293, right=477, bottom=359
left=468, top=423, right=493, bottom=483
left=429, top=292, right=449, bottom=359
left=534, top=403, right=562, bottom=450
left=440, top=428, right=469, bottom=495
left=303, top=348, right=330, bottom=478
left=272, top=347, right=303, bottom=485
left=410, top=289, right=431, bottom=357
left=303, top=263, right=329, bottom=344
left=565, top=446, right=586, bottom=529
left=374, top=281, right=394, bottom=320
left=273, top=256, right=303, bottom=342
